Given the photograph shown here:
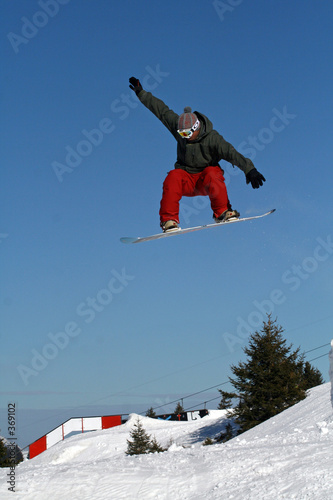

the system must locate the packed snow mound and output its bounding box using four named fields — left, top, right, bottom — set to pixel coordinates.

left=1, top=383, right=332, bottom=500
